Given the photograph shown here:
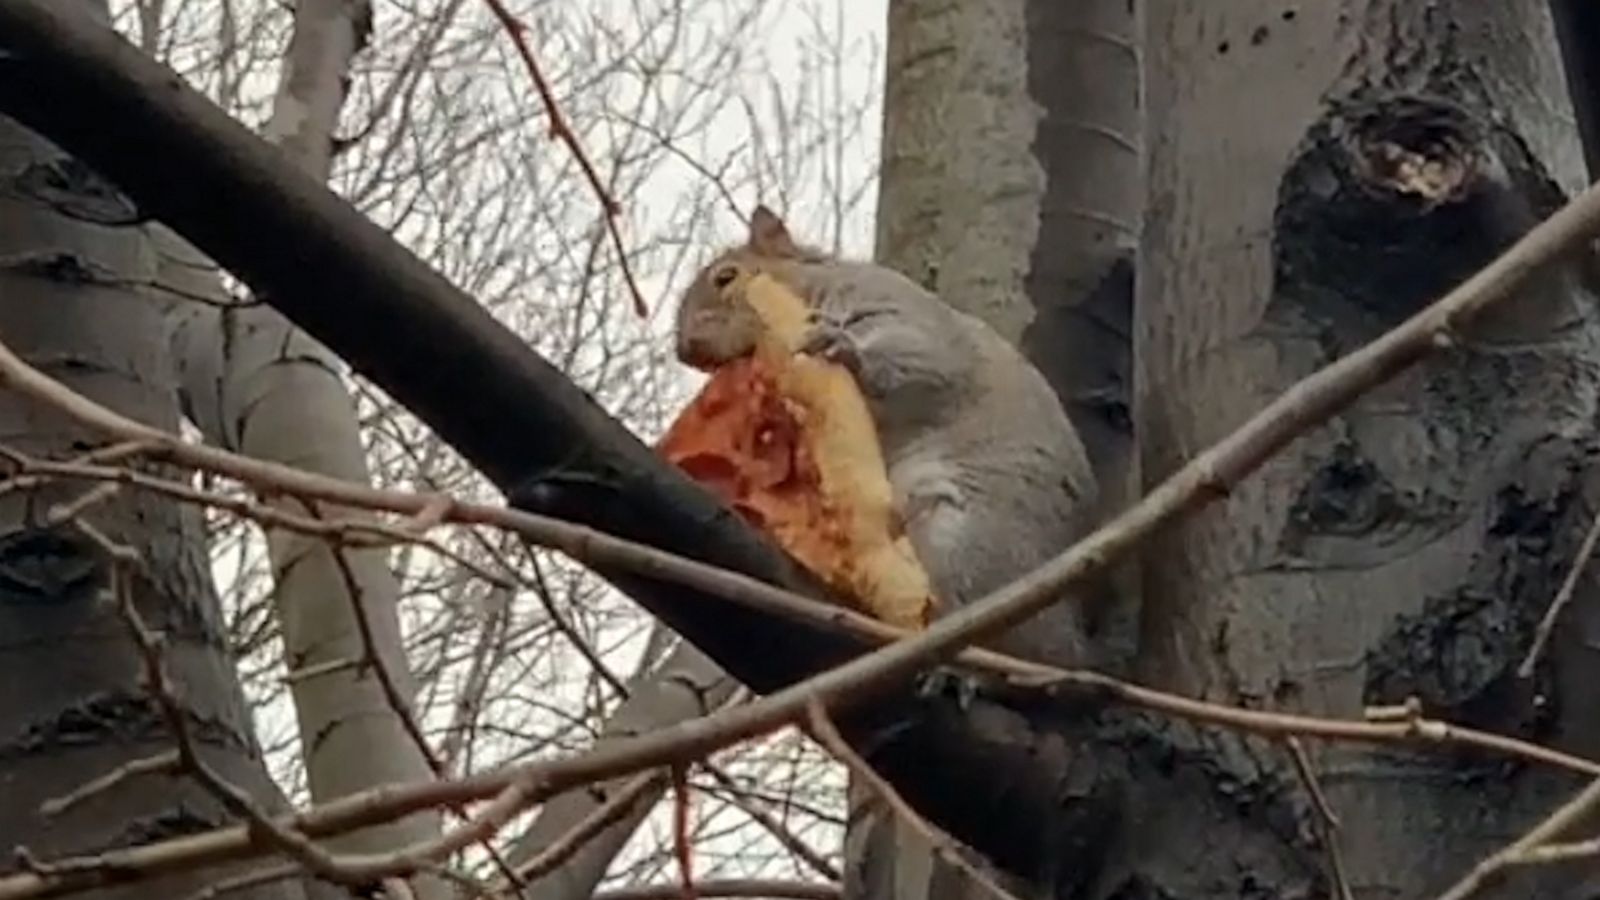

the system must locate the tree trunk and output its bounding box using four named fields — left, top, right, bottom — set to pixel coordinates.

left=876, top=0, right=1139, bottom=502
left=860, top=0, right=1141, bottom=897
left=1130, top=1, right=1600, bottom=895
left=502, top=640, right=736, bottom=900
left=0, top=7, right=301, bottom=898
left=155, top=2, right=446, bottom=888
